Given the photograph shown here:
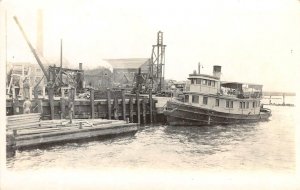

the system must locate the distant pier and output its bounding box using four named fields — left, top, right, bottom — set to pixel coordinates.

left=262, top=91, right=295, bottom=107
